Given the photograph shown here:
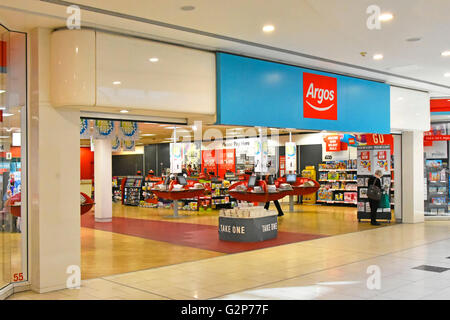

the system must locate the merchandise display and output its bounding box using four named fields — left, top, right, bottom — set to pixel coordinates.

left=218, top=204, right=278, bottom=242
left=301, top=166, right=317, bottom=203
left=424, top=160, right=449, bottom=216
left=357, top=145, right=392, bottom=221
left=318, top=160, right=357, bottom=205
left=123, top=176, right=143, bottom=206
